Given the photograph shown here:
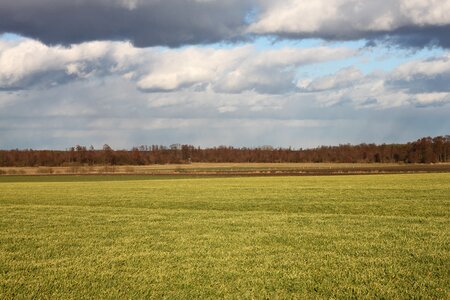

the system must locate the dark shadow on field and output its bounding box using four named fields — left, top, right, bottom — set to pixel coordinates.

left=1, top=163, right=450, bottom=183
